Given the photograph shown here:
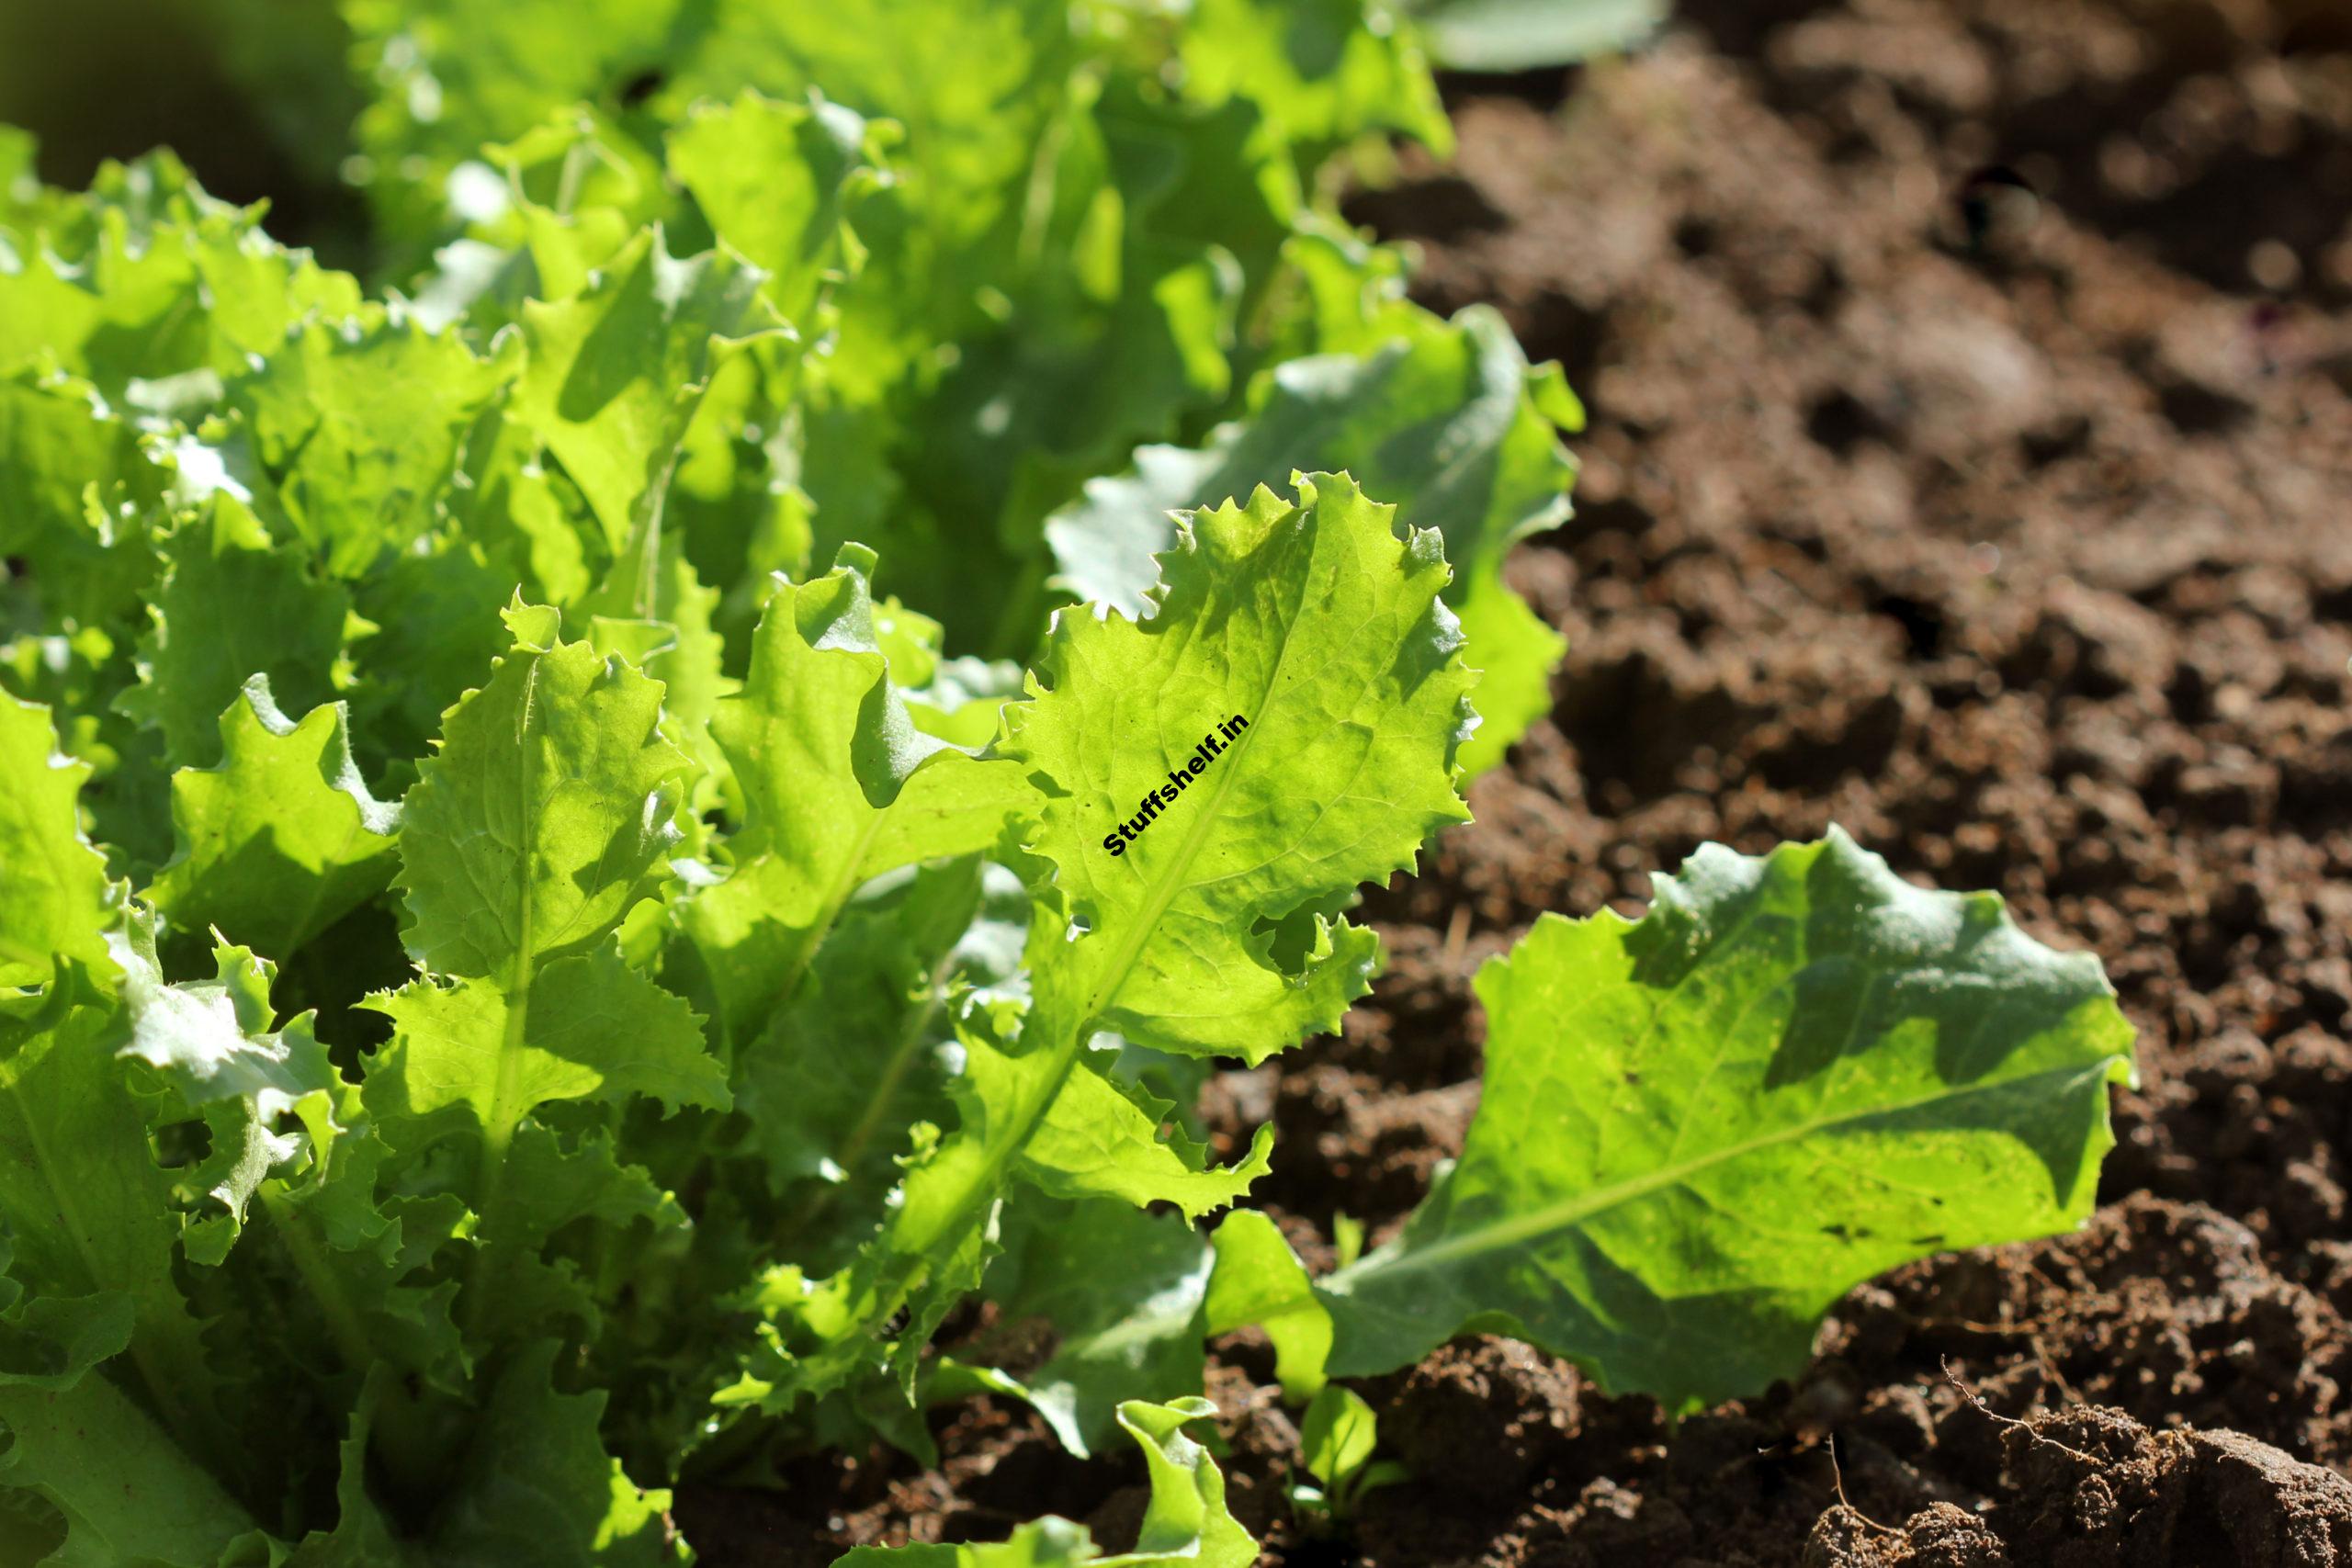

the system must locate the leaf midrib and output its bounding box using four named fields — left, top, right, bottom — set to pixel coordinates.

left=897, top=523, right=1312, bottom=1258
left=766, top=804, right=888, bottom=1024
left=787, top=937, right=961, bottom=1246
left=1323, top=1055, right=2120, bottom=1292
left=466, top=651, right=544, bottom=1329
left=1079, top=530, right=1321, bottom=1027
